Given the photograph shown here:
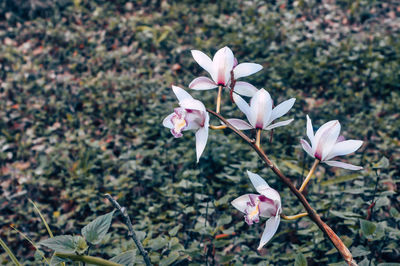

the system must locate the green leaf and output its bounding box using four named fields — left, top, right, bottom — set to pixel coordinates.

left=321, top=173, right=361, bottom=186
left=360, top=219, right=376, bottom=236
left=50, top=255, right=70, bottom=266
left=75, top=236, right=88, bottom=254
left=81, top=210, right=115, bottom=244
left=160, top=251, right=180, bottom=266
left=40, top=235, right=77, bottom=253
left=217, top=214, right=232, bottom=226
left=294, top=253, right=307, bottom=266
left=372, top=157, right=389, bottom=169
left=110, top=250, right=136, bottom=266
left=351, top=246, right=371, bottom=257
left=168, top=224, right=182, bottom=237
